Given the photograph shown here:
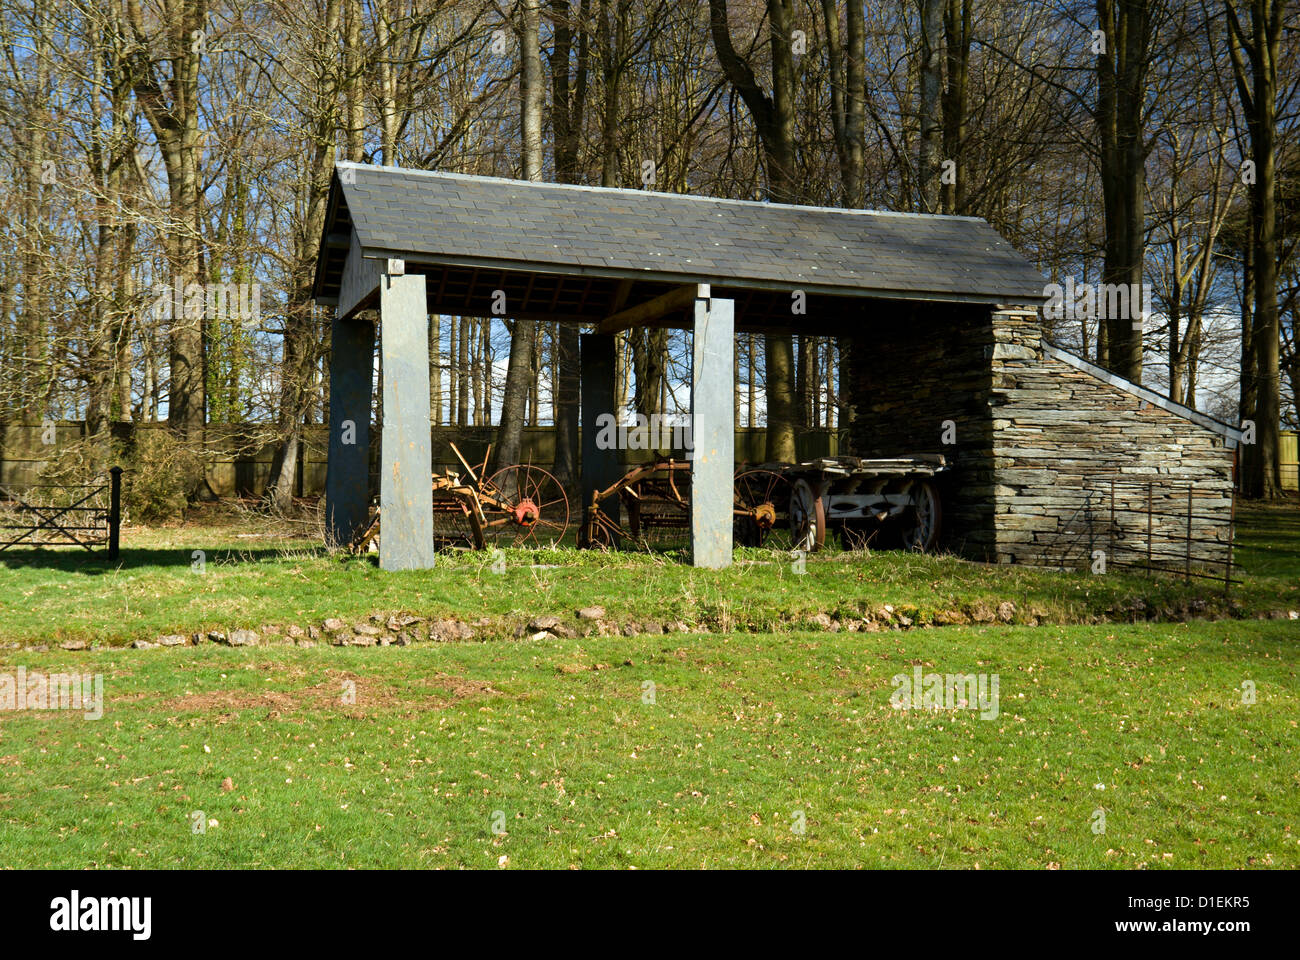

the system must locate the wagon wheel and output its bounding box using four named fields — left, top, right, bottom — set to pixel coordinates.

left=482, top=464, right=570, bottom=547
left=899, top=479, right=942, bottom=552
left=789, top=478, right=826, bottom=553
left=733, top=469, right=793, bottom=550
